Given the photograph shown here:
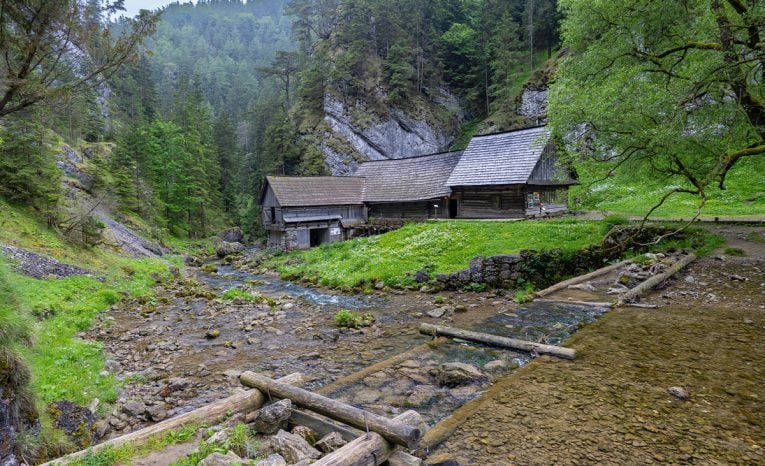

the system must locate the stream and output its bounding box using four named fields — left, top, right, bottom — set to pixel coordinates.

left=90, top=255, right=615, bottom=436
